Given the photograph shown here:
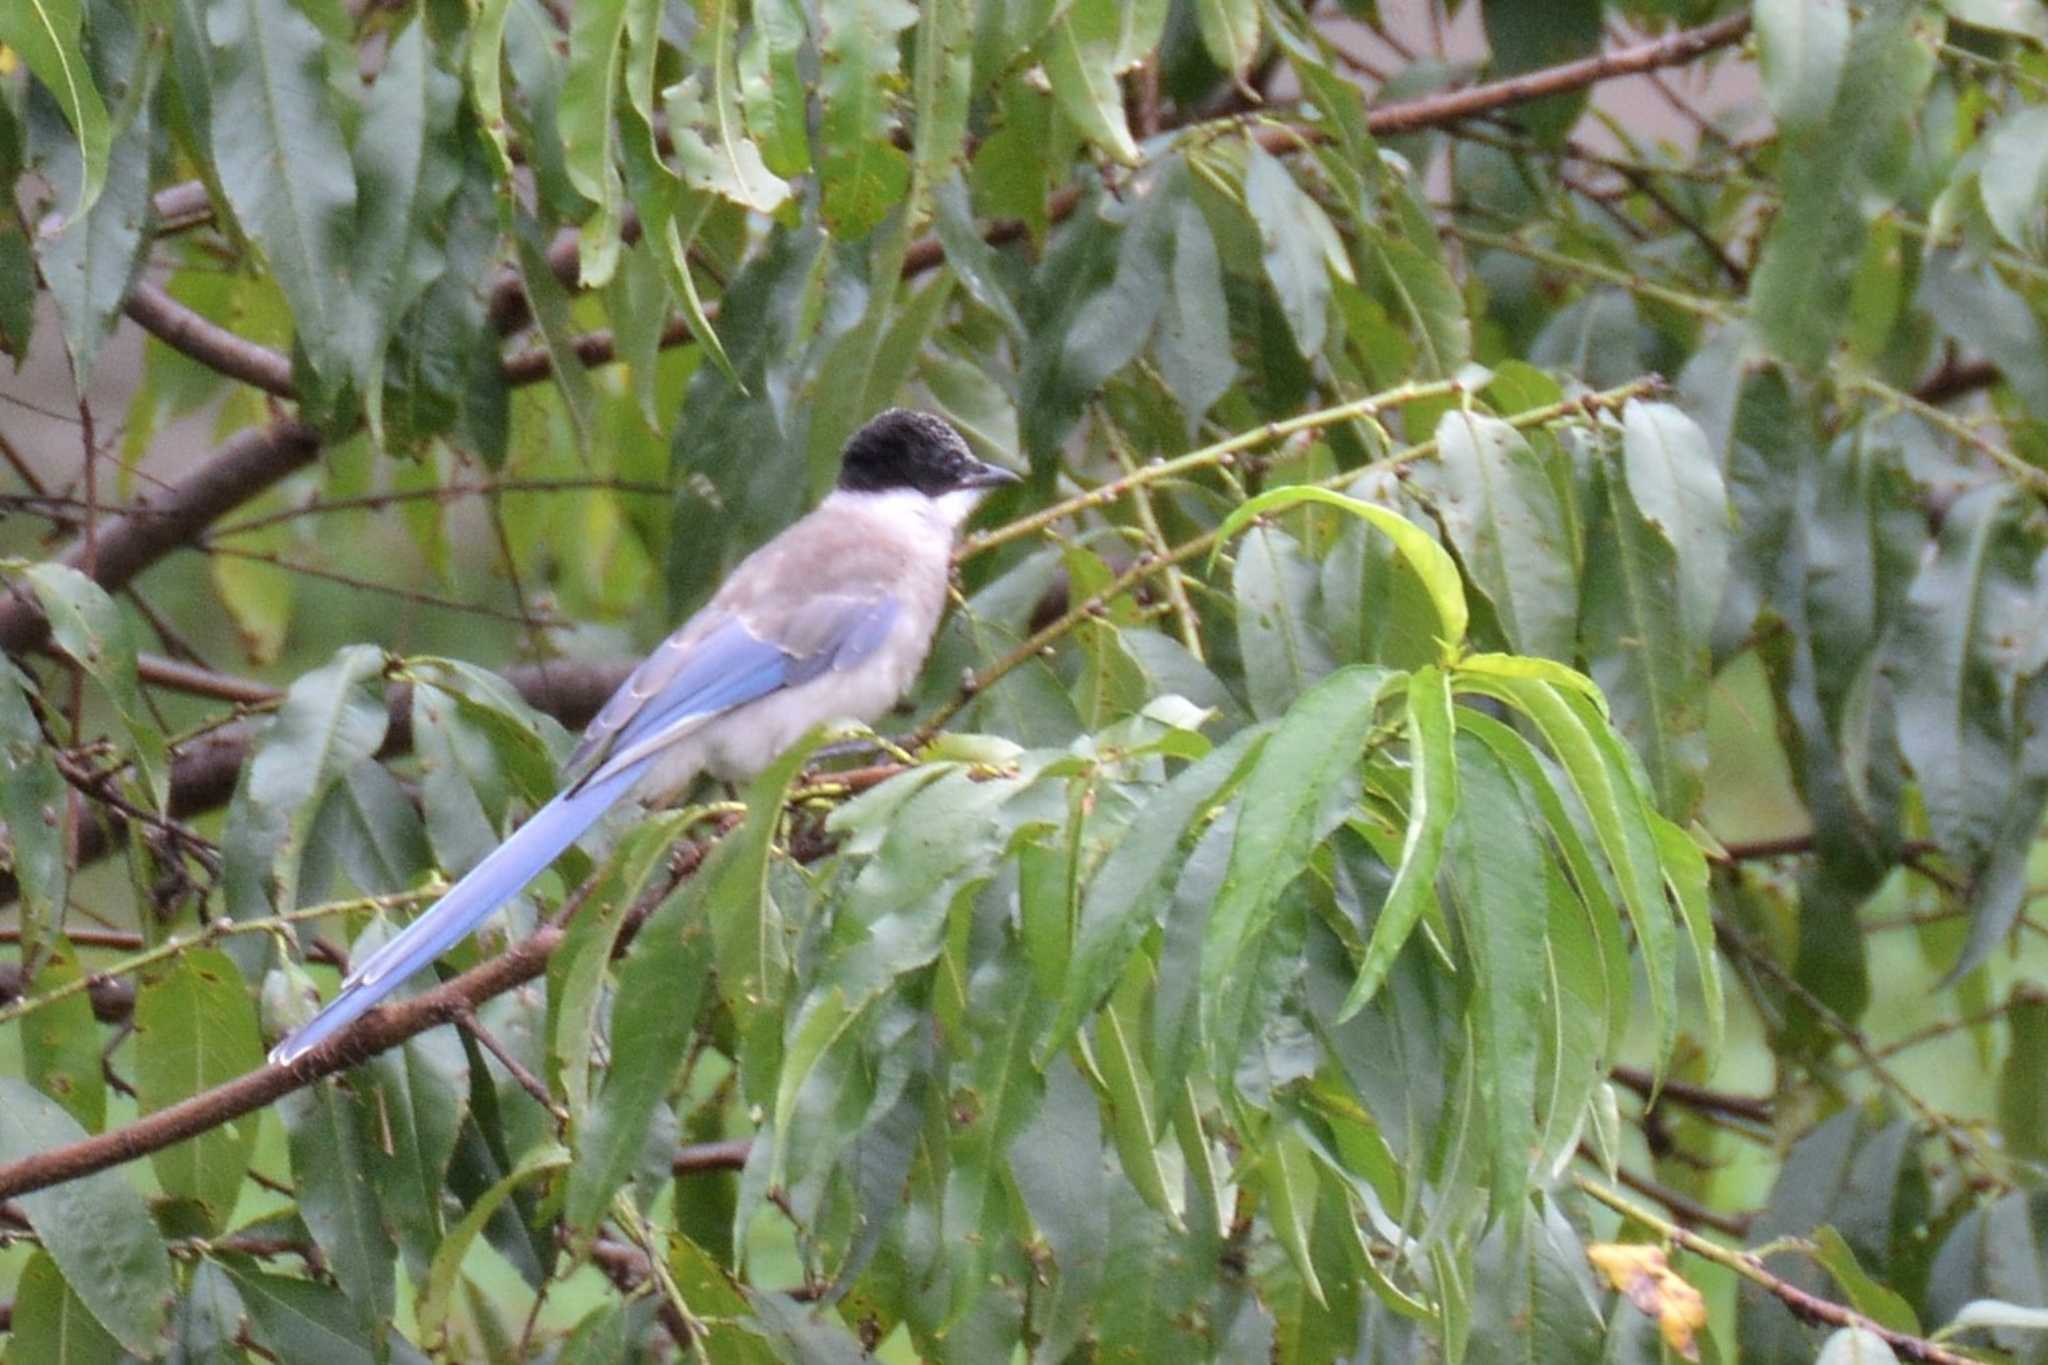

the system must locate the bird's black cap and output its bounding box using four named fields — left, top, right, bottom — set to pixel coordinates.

left=837, top=409, right=1020, bottom=496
